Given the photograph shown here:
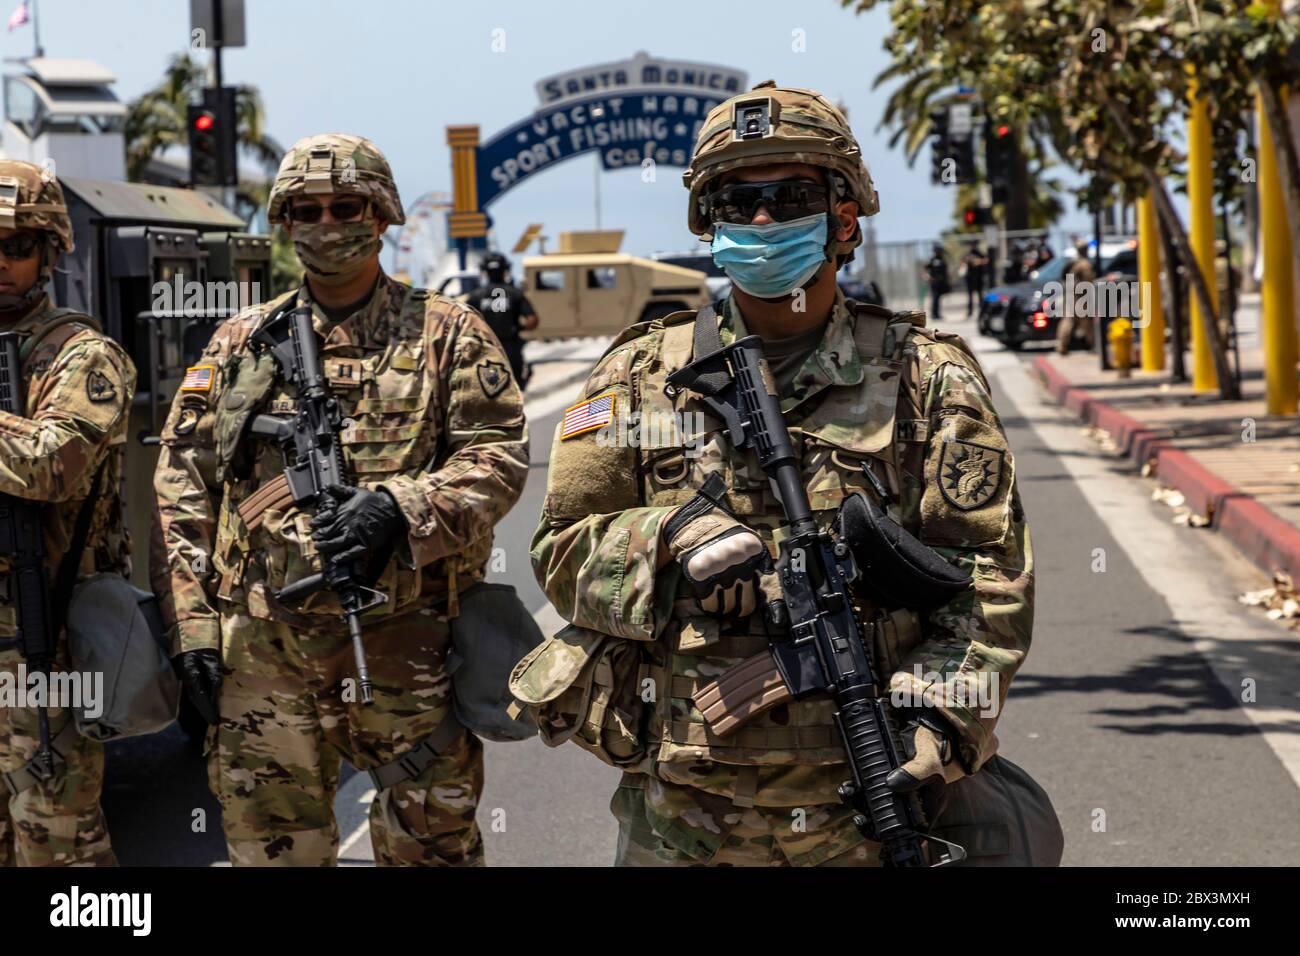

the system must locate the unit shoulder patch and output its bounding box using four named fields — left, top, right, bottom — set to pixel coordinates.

left=938, top=438, right=1004, bottom=511
left=85, top=369, right=118, bottom=404
left=476, top=358, right=510, bottom=399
